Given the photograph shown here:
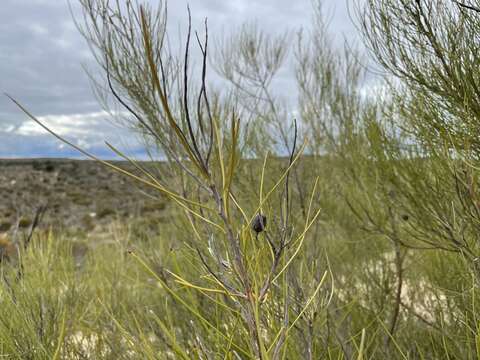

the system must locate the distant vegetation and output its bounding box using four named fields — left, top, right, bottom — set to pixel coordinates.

left=0, top=159, right=169, bottom=233
left=3, top=0, right=480, bottom=358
